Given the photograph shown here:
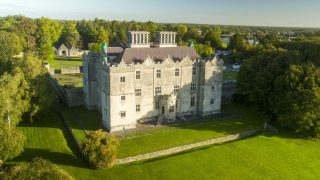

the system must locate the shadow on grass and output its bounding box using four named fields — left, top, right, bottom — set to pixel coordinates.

left=13, top=148, right=87, bottom=168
